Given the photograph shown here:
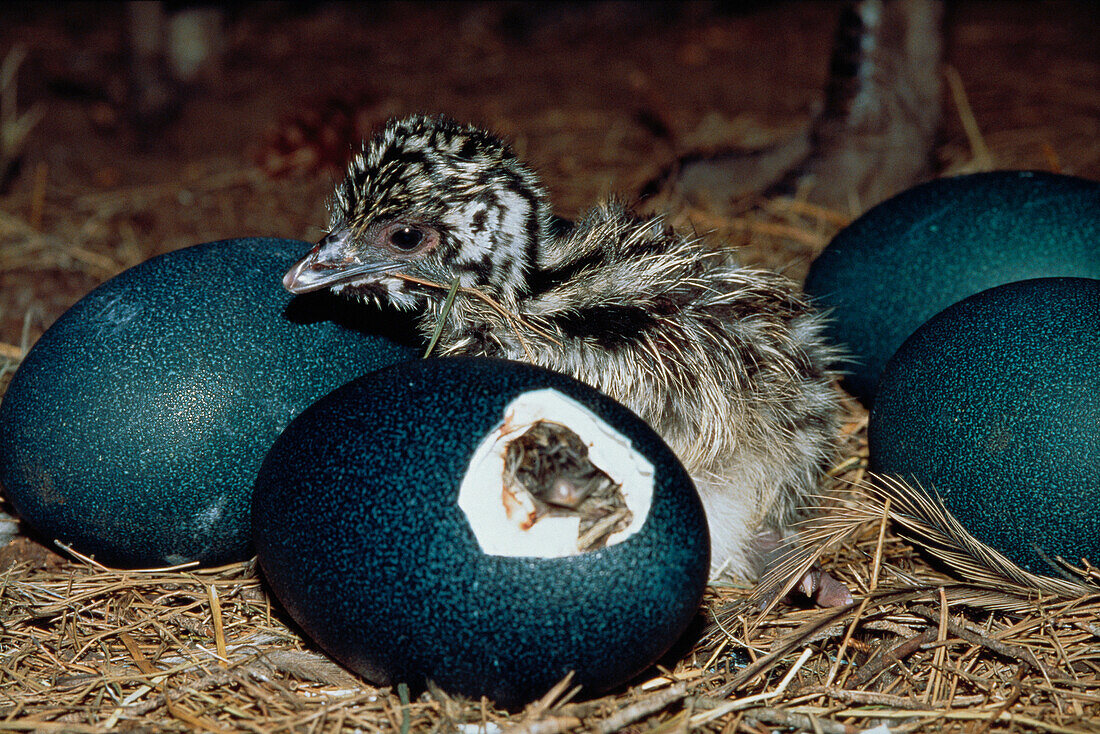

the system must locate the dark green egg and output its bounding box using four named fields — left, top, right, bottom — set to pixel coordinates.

left=0, top=238, right=417, bottom=568
left=868, top=278, right=1100, bottom=575
left=805, top=171, right=1100, bottom=405
left=252, top=357, right=709, bottom=708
